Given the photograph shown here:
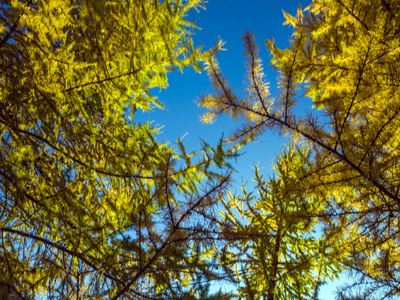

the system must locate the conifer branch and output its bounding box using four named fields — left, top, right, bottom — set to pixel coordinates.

left=110, top=172, right=232, bottom=299
left=0, top=227, right=123, bottom=286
